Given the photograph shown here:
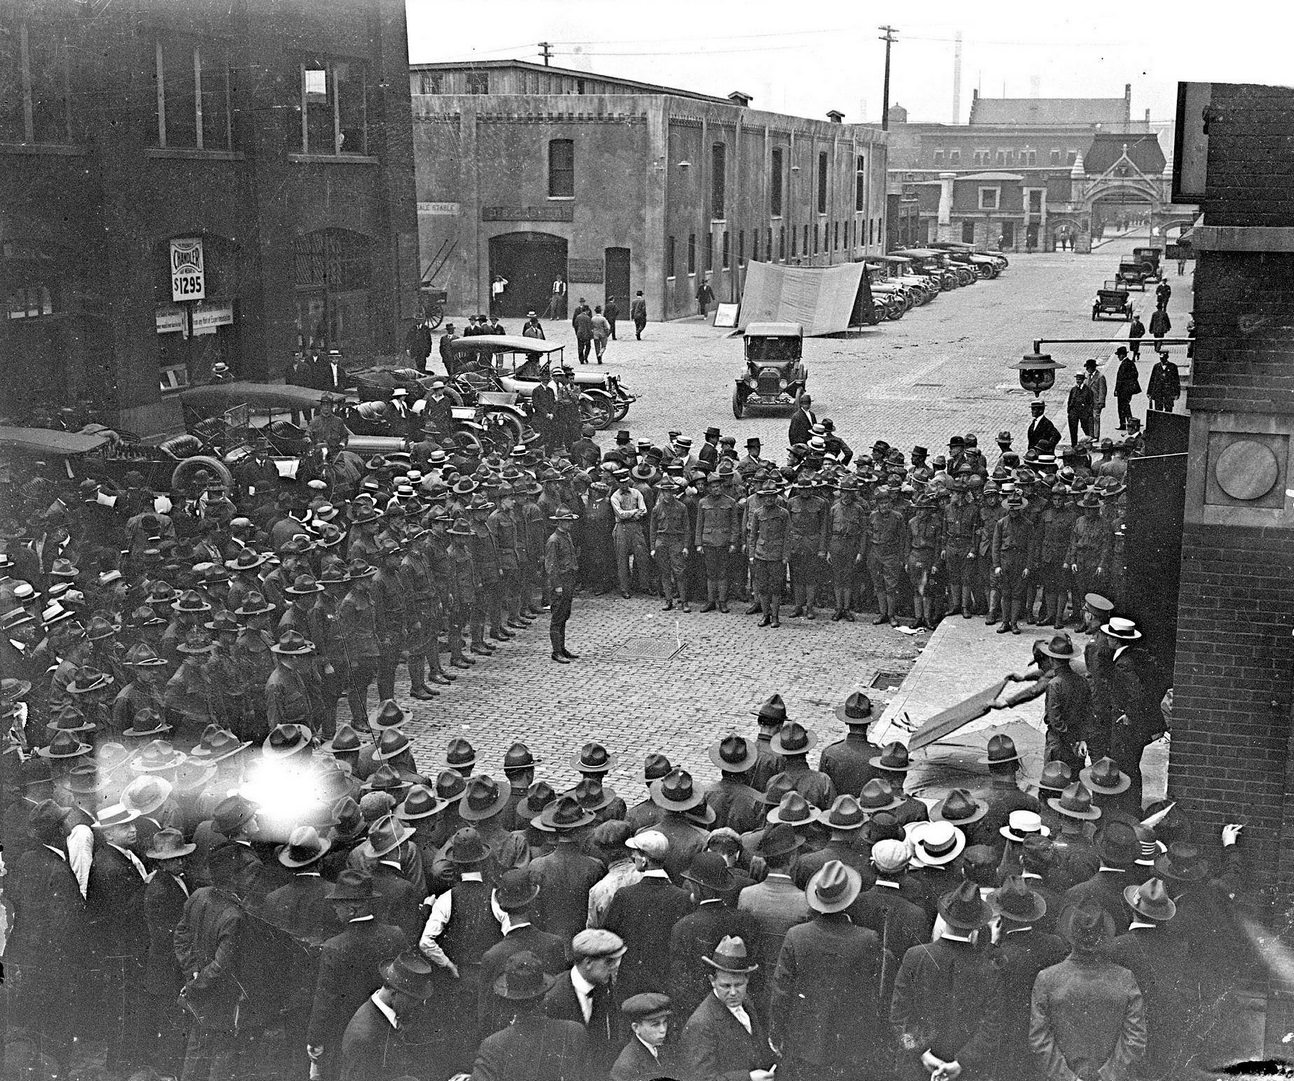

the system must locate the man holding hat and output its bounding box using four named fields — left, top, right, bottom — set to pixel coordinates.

left=613, top=993, right=680, bottom=1081
left=679, top=935, right=775, bottom=1081
left=474, top=952, right=590, bottom=1081
left=770, top=861, right=885, bottom=1081
left=338, top=950, right=437, bottom=1080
